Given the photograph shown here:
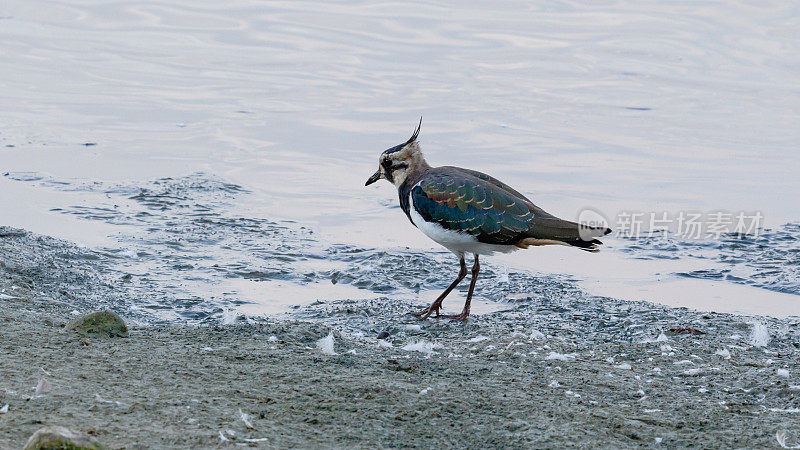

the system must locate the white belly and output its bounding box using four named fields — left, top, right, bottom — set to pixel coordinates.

left=408, top=192, right=519, bottom=257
